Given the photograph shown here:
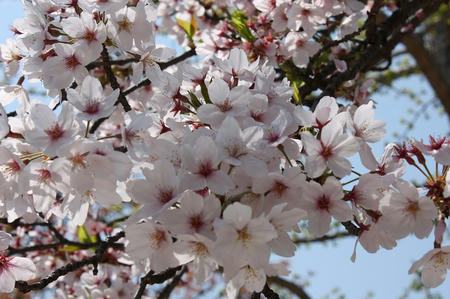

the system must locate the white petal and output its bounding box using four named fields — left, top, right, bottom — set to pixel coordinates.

left=9, top=257, right=36, bottom=281
left=223, top=202, right=252, bottom=230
